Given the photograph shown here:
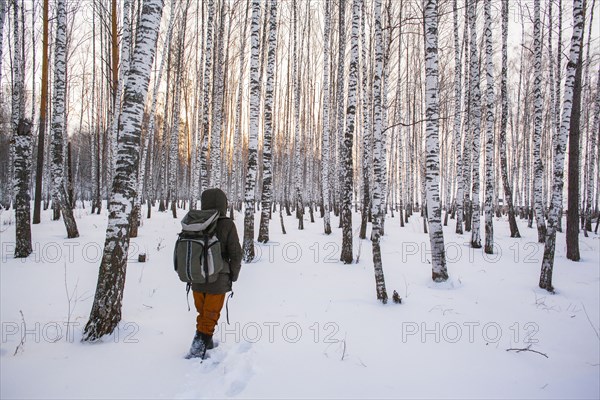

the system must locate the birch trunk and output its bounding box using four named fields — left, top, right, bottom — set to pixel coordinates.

left=566, top=8, right=585, bottom=261
left=243, top=0, right=261, bottom=262
left=468, top=0, right=482, bottom=248
left=258, top=0, right=278, bottom=243
left=424, top=0, right=448, bottom=281
left=322, top=0, right=333, bottom=235
left=200, top=0, right=215, bottom=193
left=371, top=0, right=388, bottom=303
left=532, top=0, right=547, bottom=243
left=540, top=0, right=584, bottom=292
left=500, top=0, right=520, bottom=238
left=340, top=0, right=359, bottom=264
left=483, top=0, right=494, bottom=254
left=169, top=6, right=189, bottom=218
left=232, top=0, right=251, bottom=210
left=0, top=0, right=5, bottom=90
left=358, top=0, right=370, bottom=238
left=210, top=1, right=227, bottom=188
left=50, top=0, right=79, bottom=239
left=292, top=0, right=304, bottom=230
left=14, top=119, right=32, bottom=258
left=83, top=0, right=163, bottom=341
left=452, top=0, right=464, bottom=235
